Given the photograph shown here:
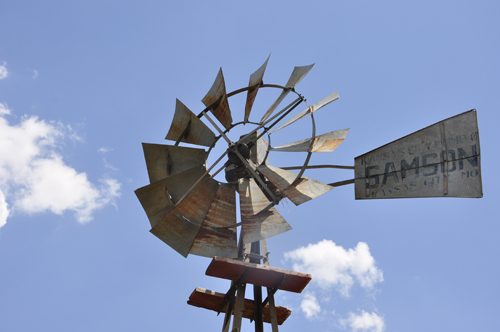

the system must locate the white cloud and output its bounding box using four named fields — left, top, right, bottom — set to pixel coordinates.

left=32, top=69, right=38, bottom=80
left=340, top=311, right=385, bottom=332
left=0, top=62, right=9, bottom=80
left=301, top=292, right=321, bottom=319
left=0, top=107, right=121, bottom=228
left=0, top=190, right=9, bottom=228
left=0, top=103, right=11, bottom=116
left=284, top=240, right=383, bottom=297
